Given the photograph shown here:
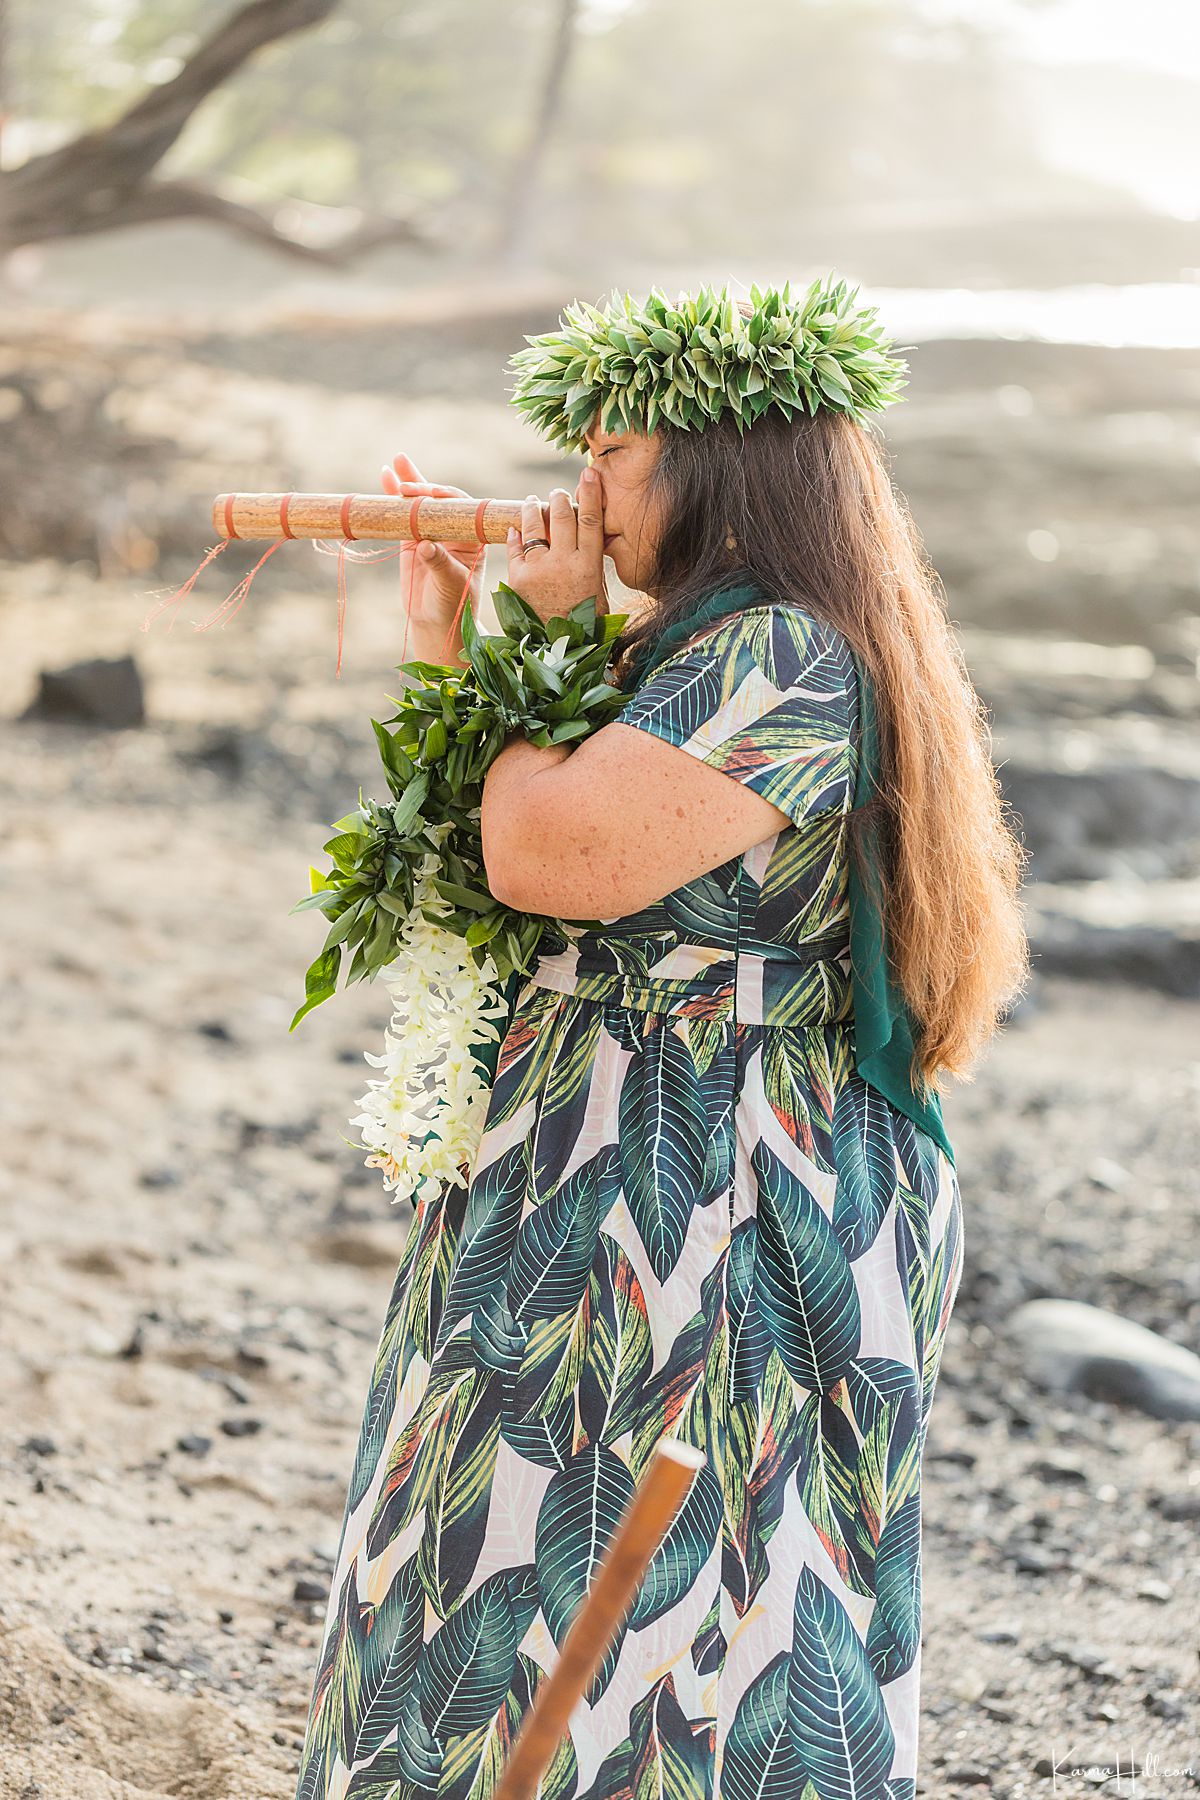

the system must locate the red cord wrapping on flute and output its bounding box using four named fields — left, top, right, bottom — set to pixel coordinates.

left=144, top=487, right=492, bottom=672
